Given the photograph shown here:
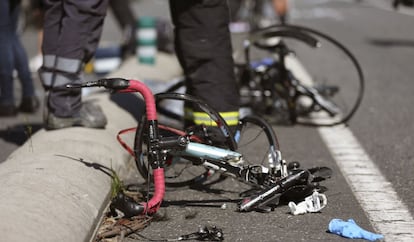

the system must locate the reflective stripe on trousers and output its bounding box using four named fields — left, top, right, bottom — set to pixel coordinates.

left=185, top=108, right=239, bottom=126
